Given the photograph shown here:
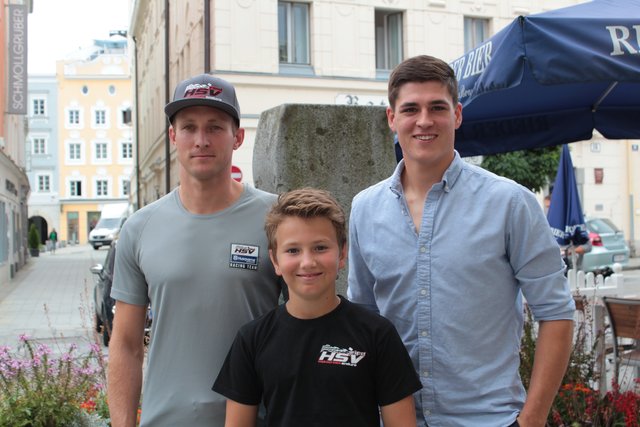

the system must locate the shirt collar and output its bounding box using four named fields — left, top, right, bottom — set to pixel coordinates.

left=389, top=151, right=464, bottom=196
